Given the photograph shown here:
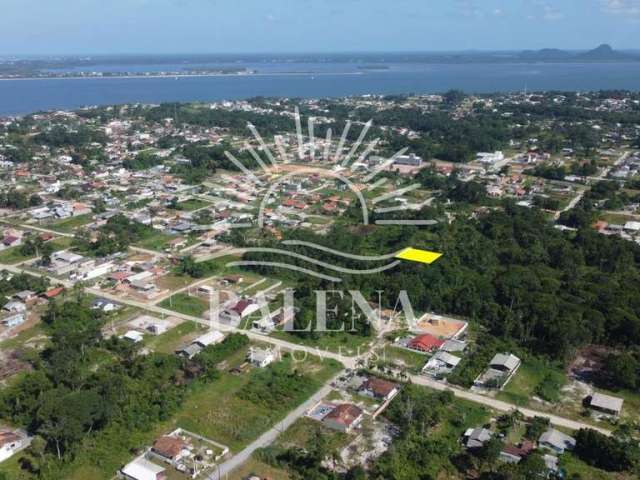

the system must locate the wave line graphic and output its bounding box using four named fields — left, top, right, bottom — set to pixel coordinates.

left=280, top=241, right=403, bottom=261
left=224, top=245, right=404, bottom=282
